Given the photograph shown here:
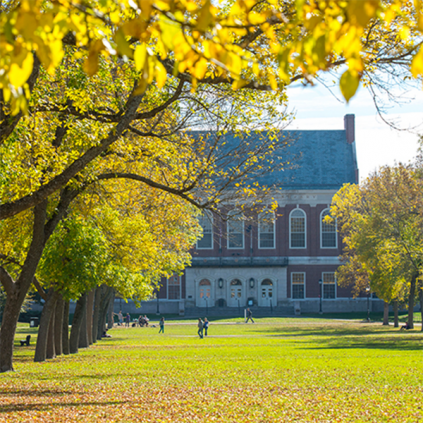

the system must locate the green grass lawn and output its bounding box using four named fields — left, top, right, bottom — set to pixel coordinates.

left=1, top=318, right=423, bottom=422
